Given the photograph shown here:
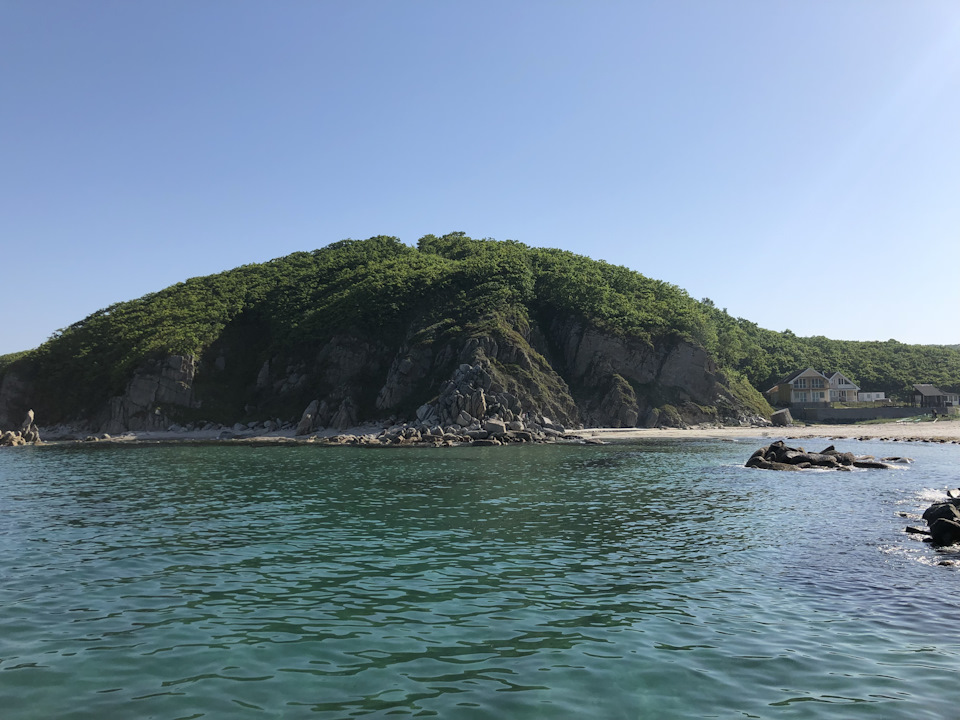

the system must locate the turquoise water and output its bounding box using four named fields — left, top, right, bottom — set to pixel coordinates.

left=1, top=438, right=959, bottom=719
